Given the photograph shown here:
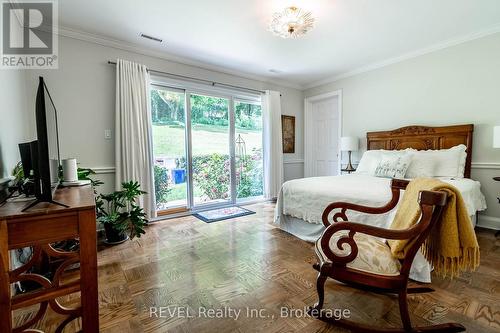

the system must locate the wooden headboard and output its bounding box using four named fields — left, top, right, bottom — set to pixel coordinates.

left=366, top=124, right=474, bottom=178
